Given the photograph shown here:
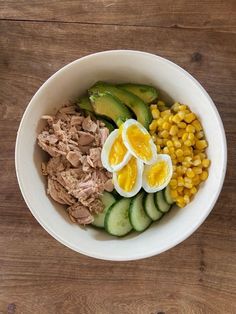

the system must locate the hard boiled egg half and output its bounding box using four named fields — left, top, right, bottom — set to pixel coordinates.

left=122, top=119, right=157, bottom=165
left=142, top=154, right=173, bottom=193
left=101, top=129, right=131, bottom=172
left=113, top=157, right=143, bottom=197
